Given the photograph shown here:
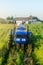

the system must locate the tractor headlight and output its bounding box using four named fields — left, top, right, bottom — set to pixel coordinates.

left=16, top=38, right=20, bottom=41
left=22, top=39, right=26, bottom=41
